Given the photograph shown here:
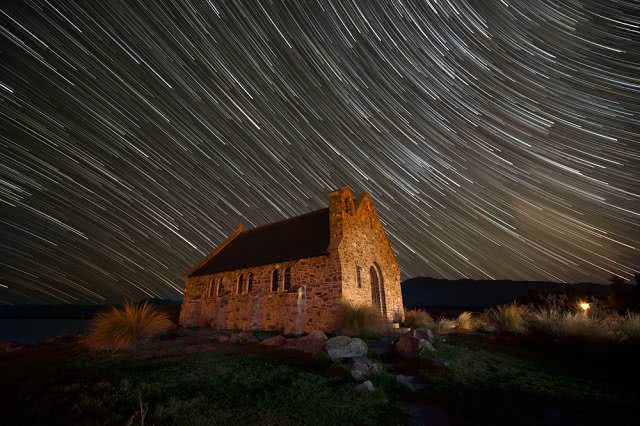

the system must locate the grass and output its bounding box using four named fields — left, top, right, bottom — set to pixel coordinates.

left=402, top=309, right=433, bottom=329
left=336, top=299, right=388, bottom=337
left=3, top=341, right=402, bottom=425
left=487, top=303, right=528, bottom=333
left=434, top=318, right=457, bottom=335
left=86, top=302, right=174, bottom=351
left=420, top=333, right=639, bottom=425
left=455, top=311, right=477, bottom=332
left=617, top=311, right=640, bottom=341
